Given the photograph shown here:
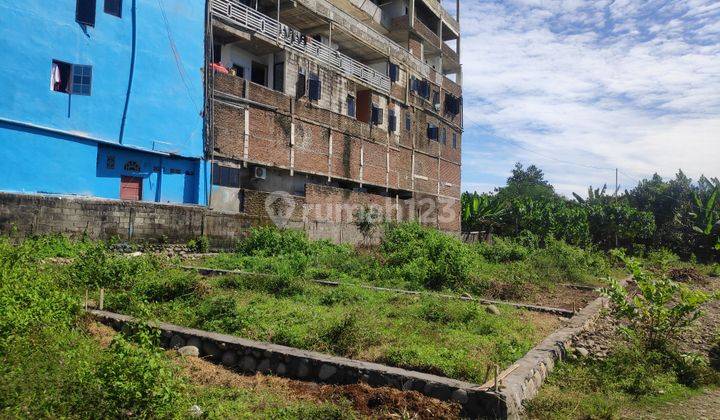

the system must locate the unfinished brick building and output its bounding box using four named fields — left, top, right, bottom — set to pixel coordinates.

left=206, top=0, right=462, bottom=234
